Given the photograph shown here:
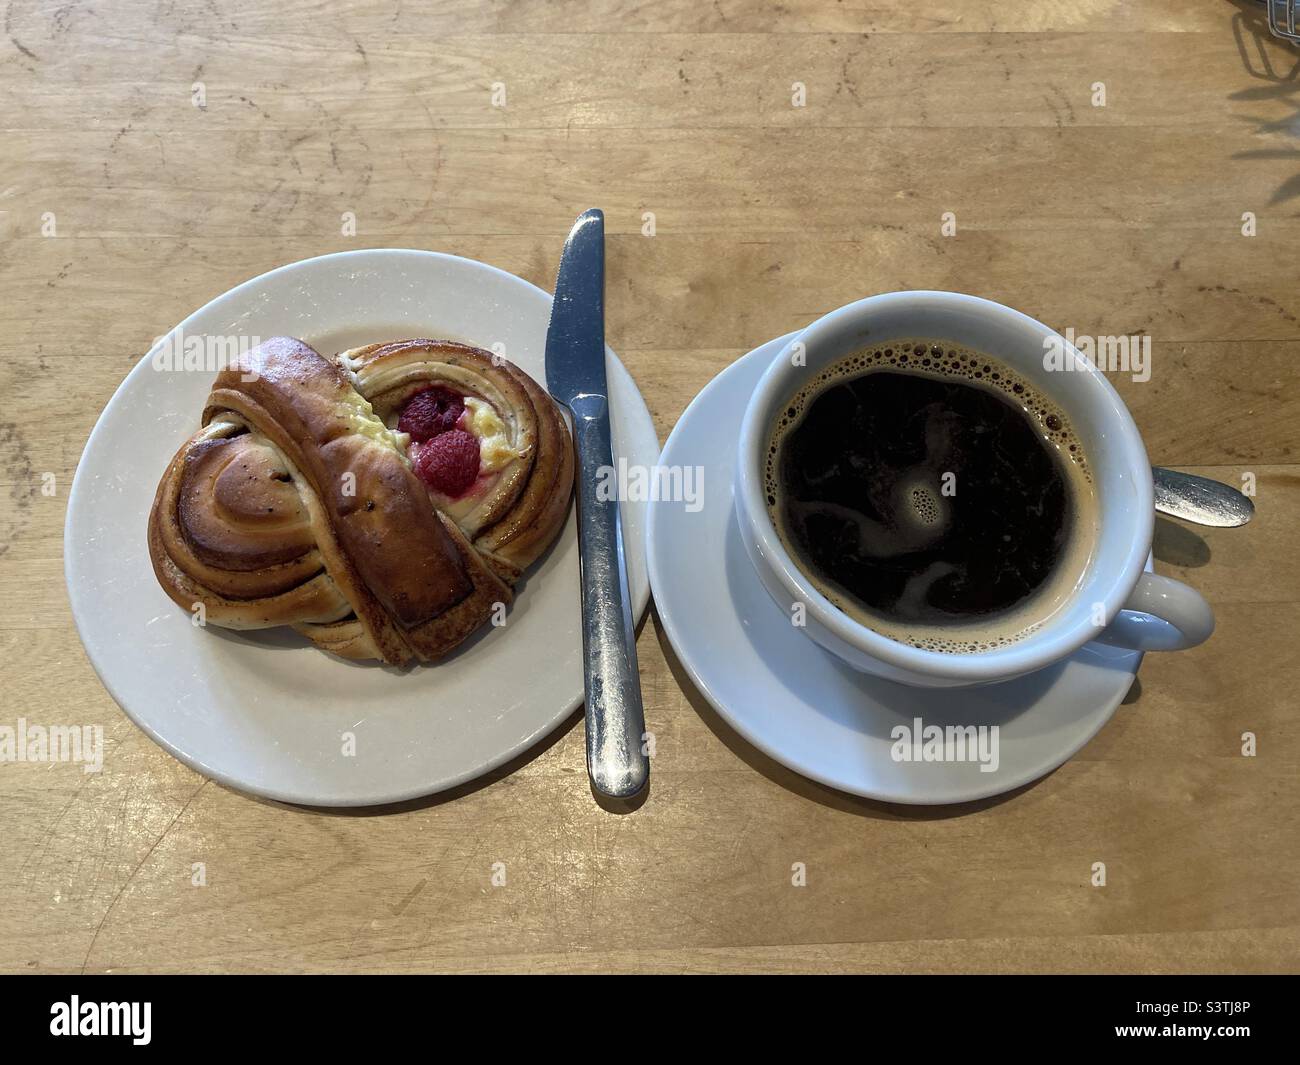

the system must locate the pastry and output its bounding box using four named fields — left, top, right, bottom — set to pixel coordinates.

left=147, top=336, right=574, bottom=665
